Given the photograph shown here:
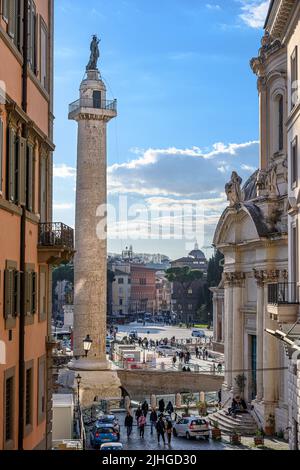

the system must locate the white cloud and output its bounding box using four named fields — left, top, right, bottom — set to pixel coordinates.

left=108, top=141, right=259, bottom=198
left=239, top=1, right=270, bottom=29
left=53, top=202, right=74, bottom=210
left=206, top=4, right=221, bottom=10
left=53, top=164, right=76, bottom=178
left=241, top=163, right=256, bottom=172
